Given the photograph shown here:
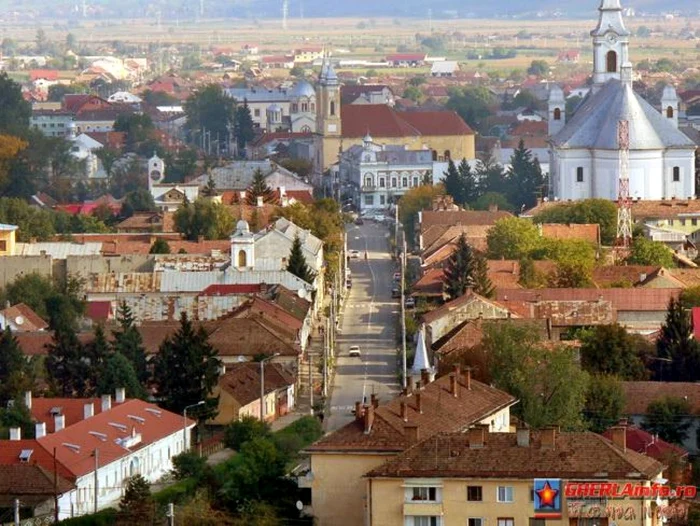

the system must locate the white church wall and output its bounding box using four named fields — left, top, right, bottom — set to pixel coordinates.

left=663, top=150, right=696, bottom=199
